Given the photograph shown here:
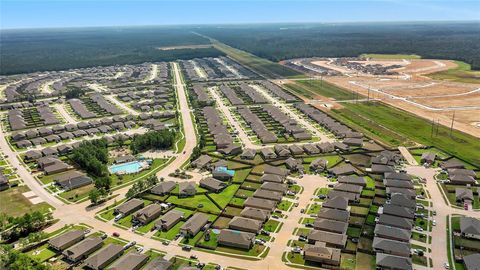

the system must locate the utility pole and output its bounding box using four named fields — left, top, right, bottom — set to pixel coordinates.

left=450, top=111, right=456, bottom=137
left=367, top=85, right=370, bottom=104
